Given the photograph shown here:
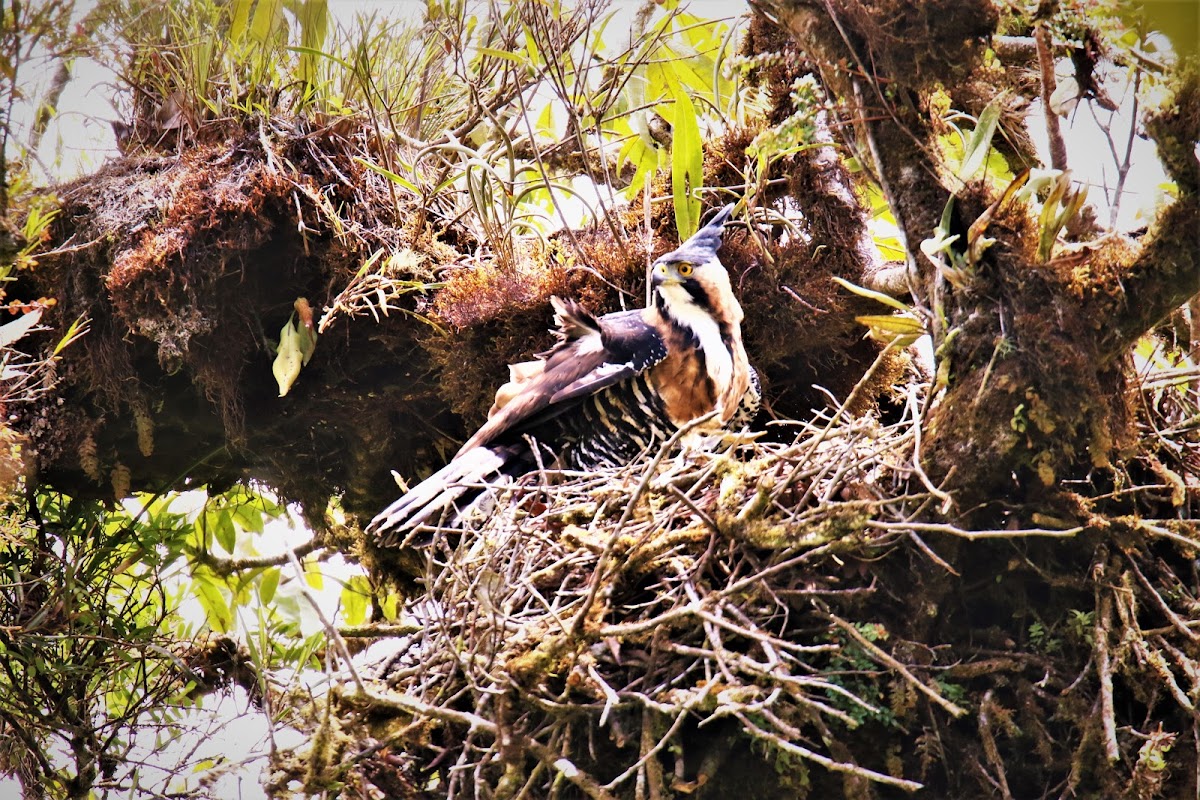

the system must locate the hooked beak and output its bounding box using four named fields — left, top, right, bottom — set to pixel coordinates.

left=651, top=262, right=677, bottom=287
